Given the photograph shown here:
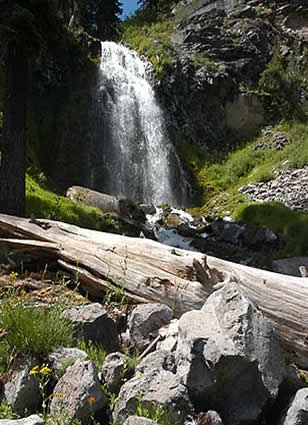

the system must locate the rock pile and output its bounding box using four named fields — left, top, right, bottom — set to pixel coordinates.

left=1, top=285, right=308, bottom=425
left=239, top=167, right=308, bottom=211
